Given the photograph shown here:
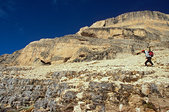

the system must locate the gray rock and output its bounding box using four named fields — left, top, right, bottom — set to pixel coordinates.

left=58, top=83, right=70, bottom=93
left=89, top=82, right=115, bottom=92
left=0, top=90, right=6, bottom=101
left=150, top=83, right=159, bottom=94
left=25, top=85, right=34, bottom=91
left=62, top=91, right=77, bottom=103
left=0, top=72, right=3, bottom=77
left=8, top=96, right=17, bottom=106
left=45, top=88, right=57, bottom=98
left=141, top=84, right=150, bottom=96
left=22, top=91, right=32, bottom=98
left=34, top=85, right=43, bottom=91
left=31, top=90, right=45, bottom=101
left=47, top=100, right=58, bottom=112
left=52, top=71, right=66, bottom=79
left=35, top=98, right=48, bottom=109
left=52, top=71, right=77, bottom=79
left=90, top=92, right=106, bottom=104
